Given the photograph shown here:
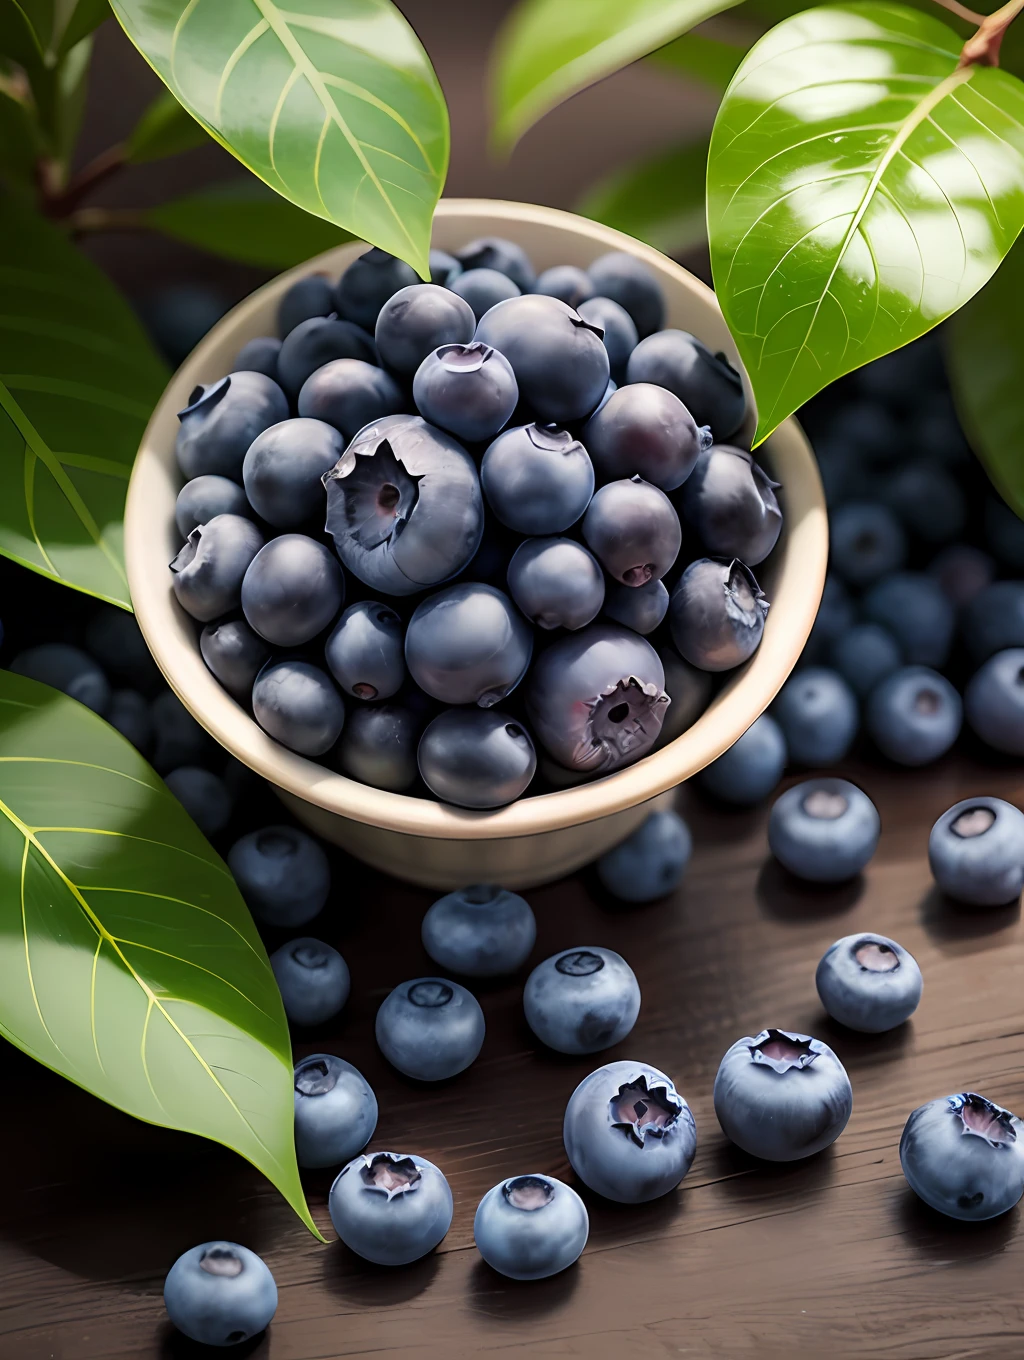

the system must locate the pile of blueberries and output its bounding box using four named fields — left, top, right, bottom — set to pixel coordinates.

left=167, top=236, right=783, bottom=809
